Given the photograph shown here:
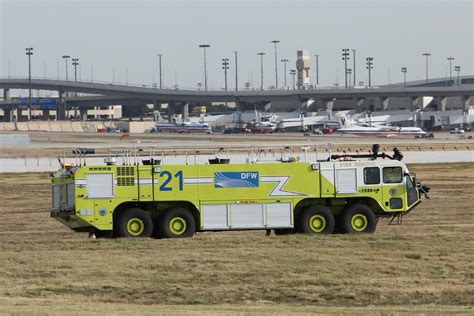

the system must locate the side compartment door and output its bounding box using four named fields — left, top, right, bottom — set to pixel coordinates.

left=335, top=167, right=358, bottom=195
left=85, top=173, right=115, bottom=227
left=137, top=165, right=154, bottom=201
